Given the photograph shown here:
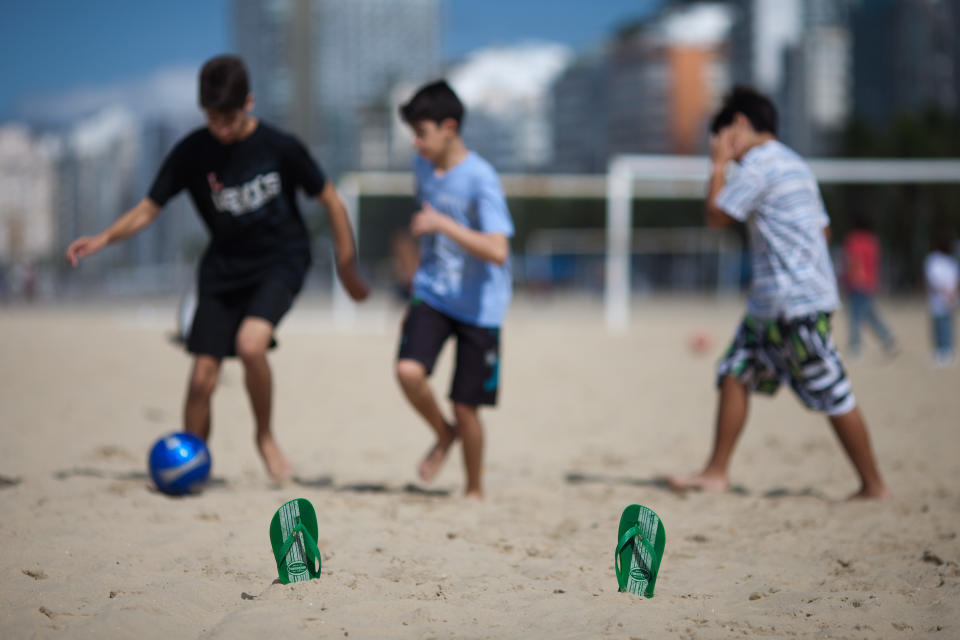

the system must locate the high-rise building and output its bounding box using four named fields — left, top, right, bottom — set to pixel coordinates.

left=53, top=108, right=140, bottom=279
left=127, top=117, right=206, bottom=271
left=852, top=0, right=958, bottom=128
left=729, top=0, right=855, bottom=154
left=552, top=51, right=608, bottom=172
left=726, top=0, right=802, bottom=94
left=551, top=2, right=732, bottom=171
left=0, top=125, right=57, bottom=266
left=234, top=0, right=441, bottom=177
left=605, top=21, right=672, bottom=158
